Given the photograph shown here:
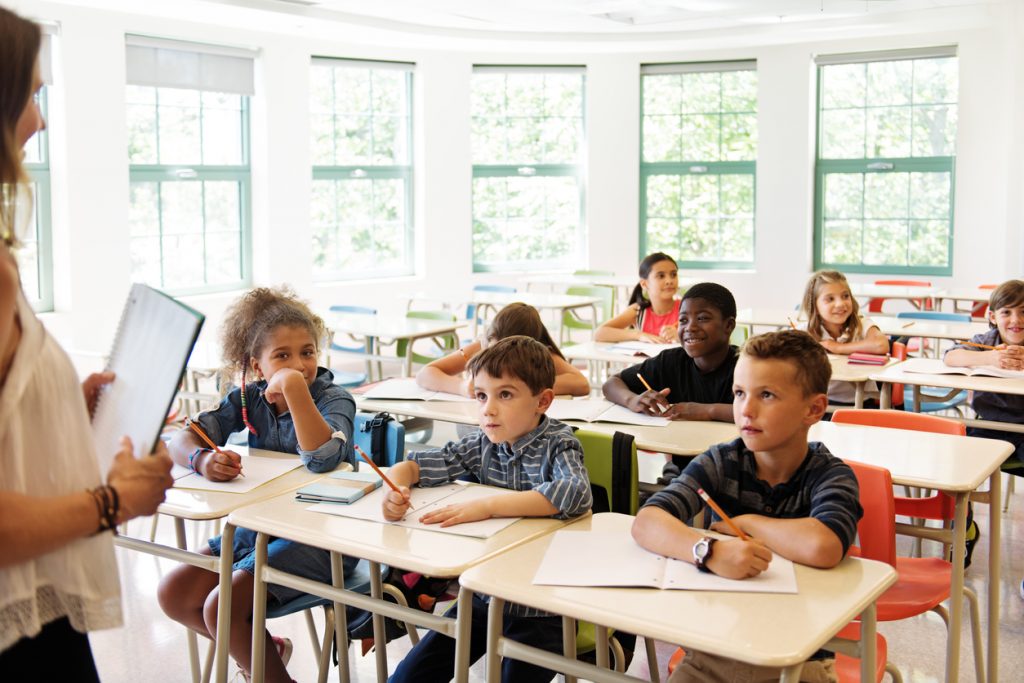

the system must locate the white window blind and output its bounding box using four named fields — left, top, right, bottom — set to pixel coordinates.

left=125, top=35, right=256, bottom=95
